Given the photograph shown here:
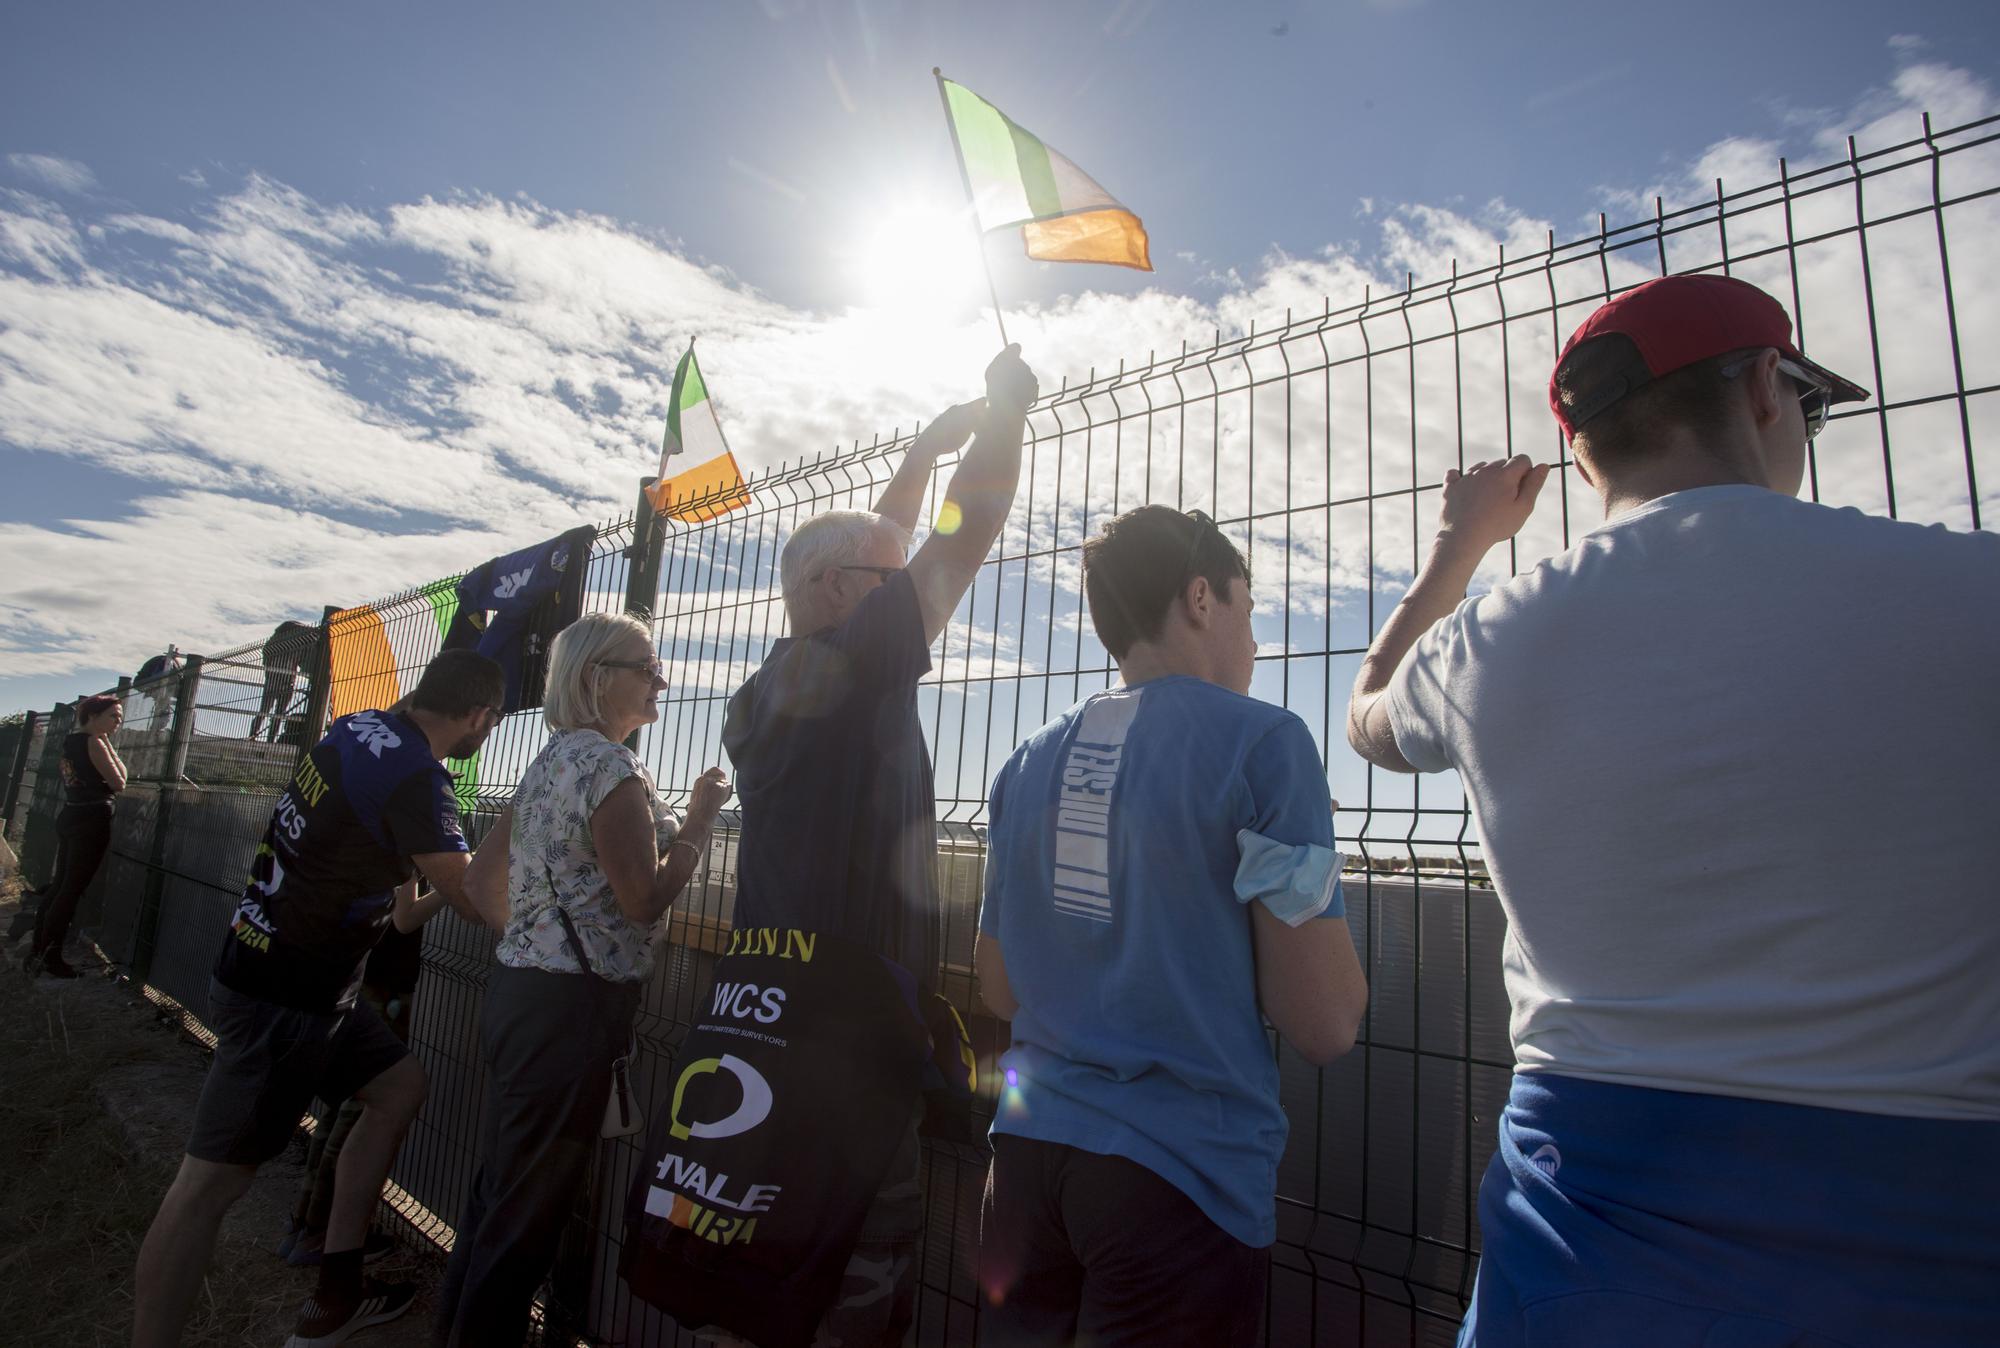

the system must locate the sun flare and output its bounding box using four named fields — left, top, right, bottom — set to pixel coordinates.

left=847, top=201, right=985, bottom=314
